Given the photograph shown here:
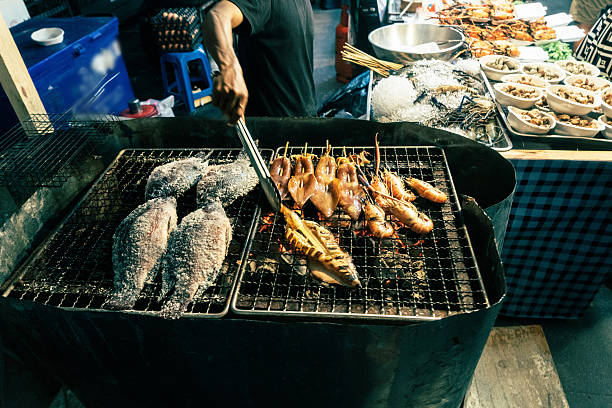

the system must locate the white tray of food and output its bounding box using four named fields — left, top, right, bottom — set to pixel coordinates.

left=479, top=56, right=612, bottom=142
